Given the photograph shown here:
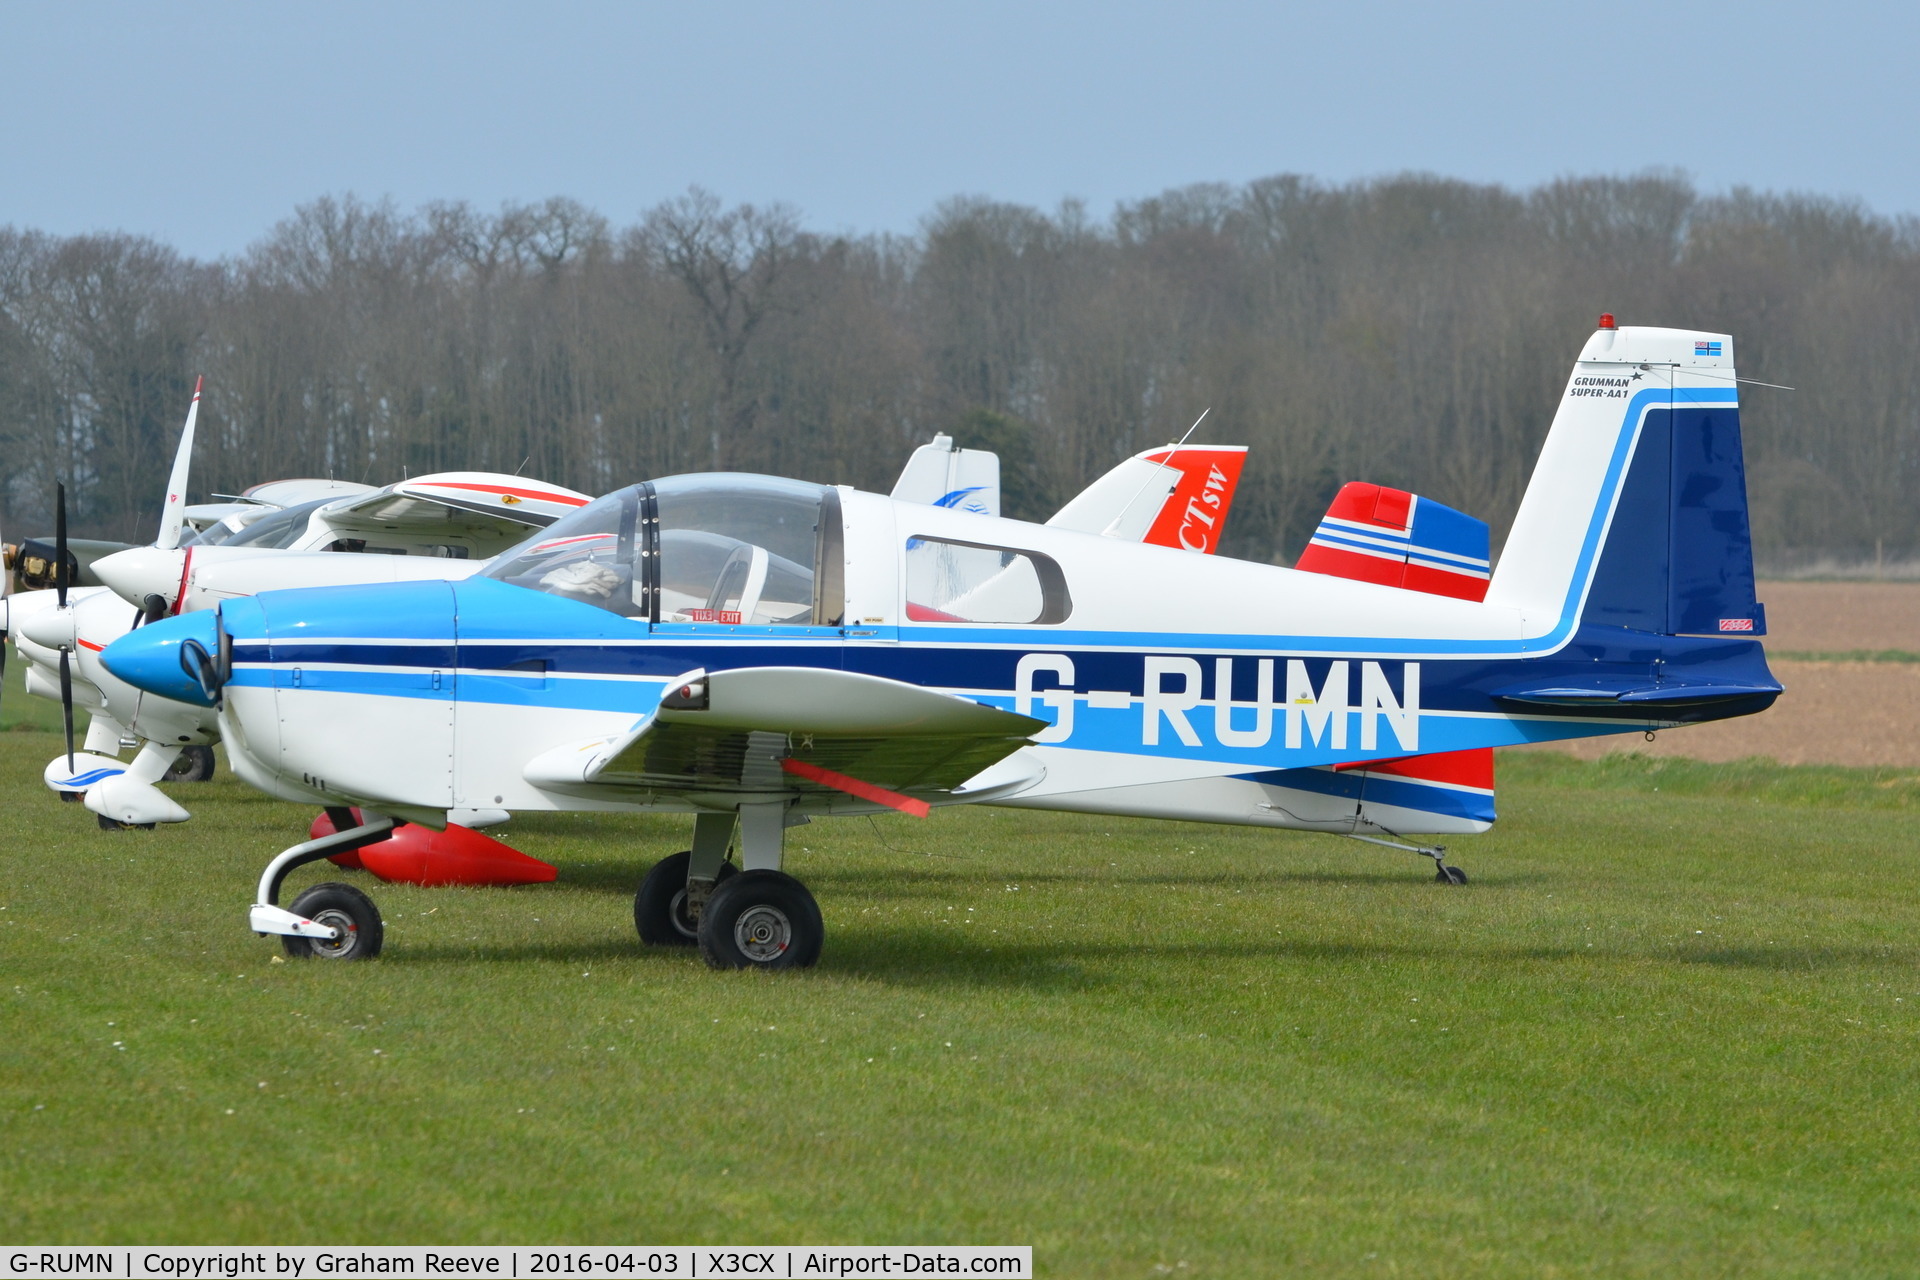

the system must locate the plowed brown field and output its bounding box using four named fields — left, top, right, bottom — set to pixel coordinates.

left=1519, top=581, right=1920, bottom=766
